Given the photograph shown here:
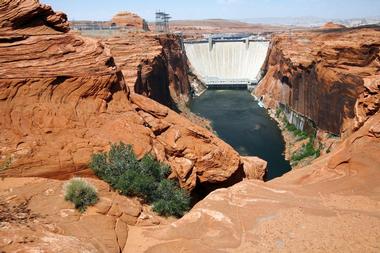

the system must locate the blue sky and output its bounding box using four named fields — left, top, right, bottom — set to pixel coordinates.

left=41, top=0, right=380, bottom=21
